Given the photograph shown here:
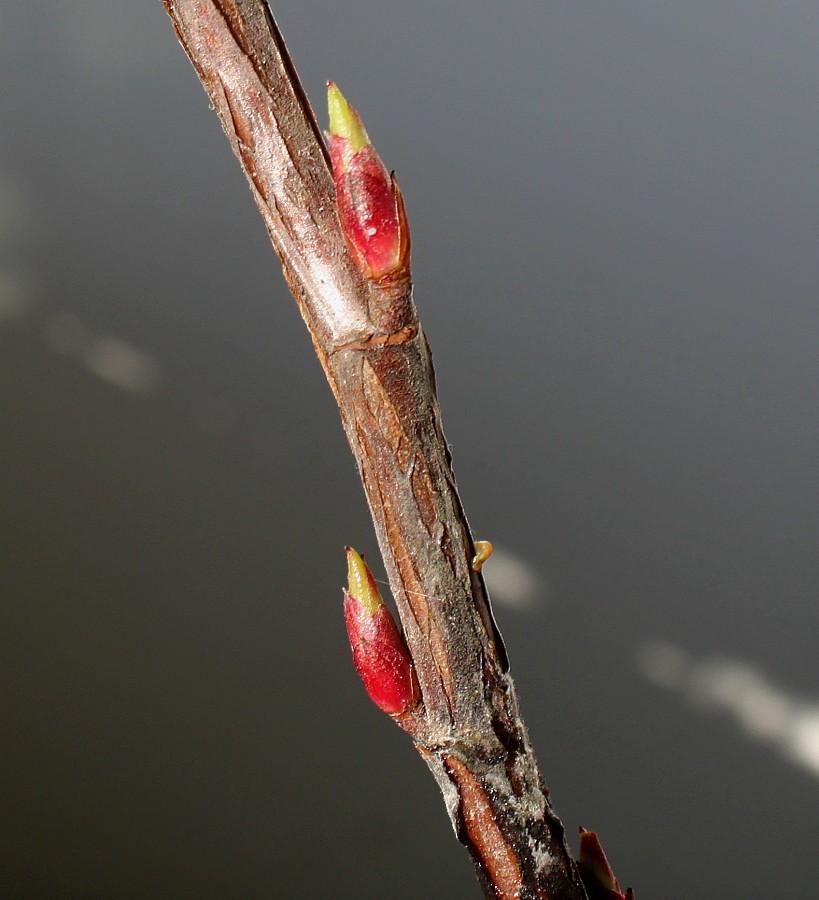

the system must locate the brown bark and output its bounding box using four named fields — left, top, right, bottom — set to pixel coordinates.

left=160, top=2, right=588, bottom=897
